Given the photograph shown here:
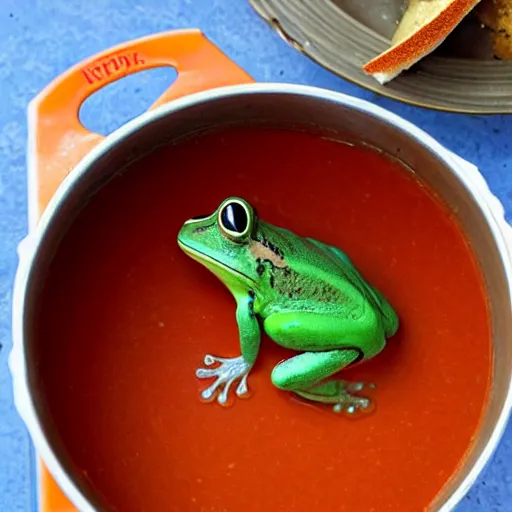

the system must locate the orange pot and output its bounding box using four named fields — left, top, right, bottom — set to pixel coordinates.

left=9, top=29, right=512, bottom=512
